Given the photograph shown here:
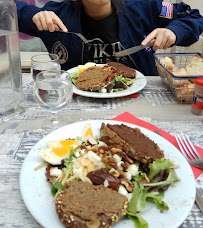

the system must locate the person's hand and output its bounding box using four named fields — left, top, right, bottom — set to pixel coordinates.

left=141, top=28, right=176, bottom=51
left=32, top=11, right=68, bottom=32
